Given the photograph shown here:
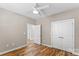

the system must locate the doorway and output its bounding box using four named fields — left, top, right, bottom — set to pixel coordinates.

left=27, top=24, right=41, bottom=44
left=51, top=19, right=75, bottom=52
